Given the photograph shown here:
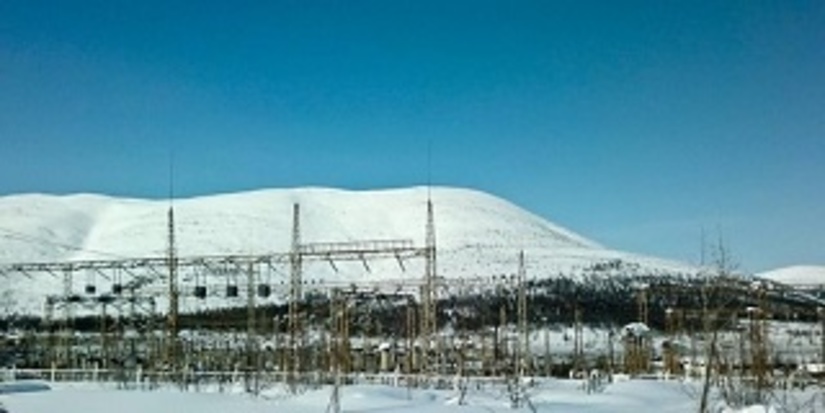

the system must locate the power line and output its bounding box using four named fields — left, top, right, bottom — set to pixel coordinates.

left=0, top=227, right=126, bottom=259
